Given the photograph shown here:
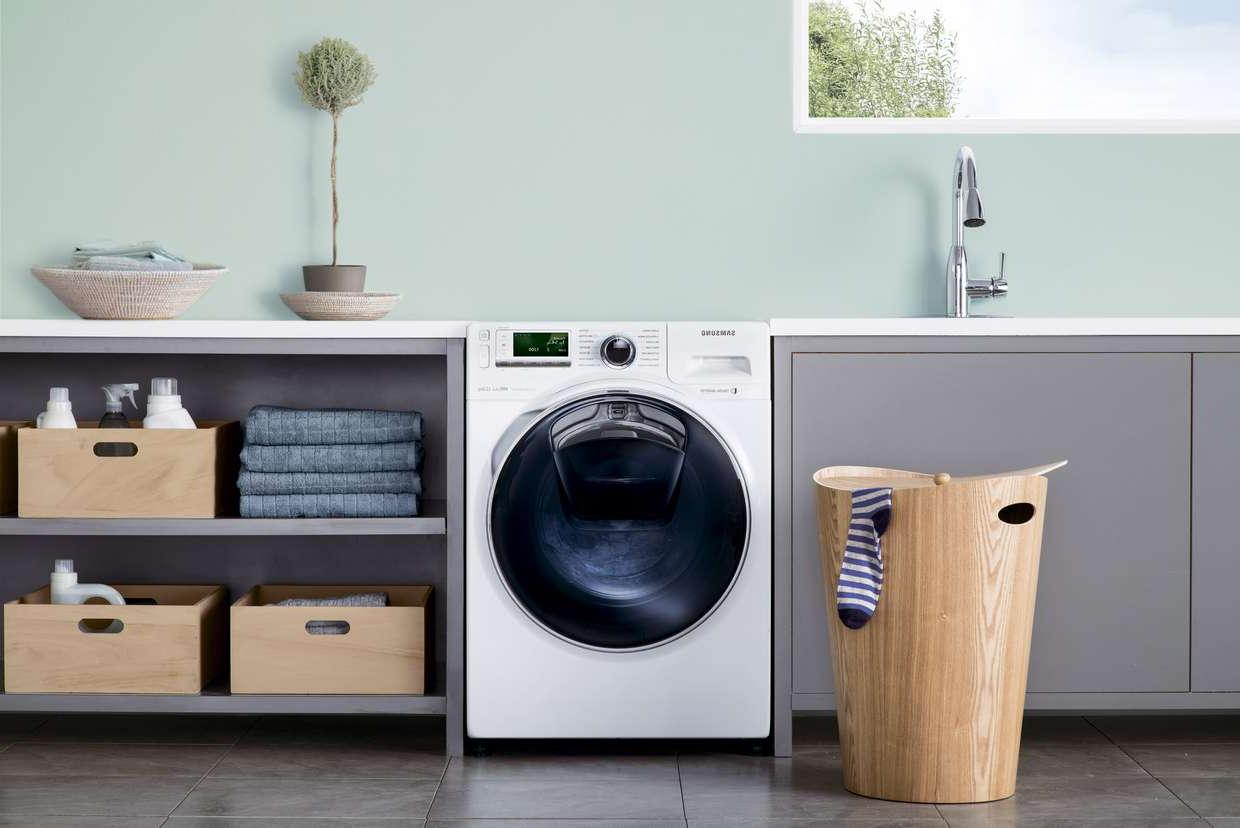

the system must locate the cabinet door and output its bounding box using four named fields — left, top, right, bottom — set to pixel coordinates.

left=791, top=353, right=1190, bottom=699
left=1192, top=354, right=1240, bottom=690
